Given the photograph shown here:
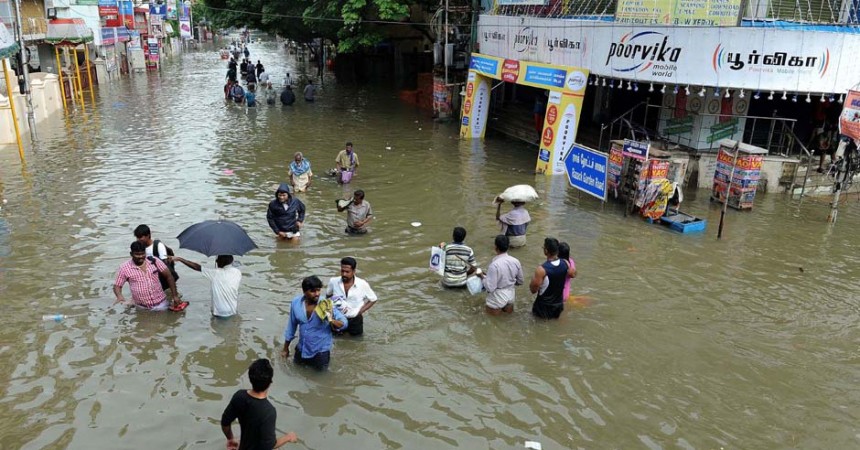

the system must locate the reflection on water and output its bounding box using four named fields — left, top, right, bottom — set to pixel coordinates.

left=2, top=41, right=860, bottom=449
